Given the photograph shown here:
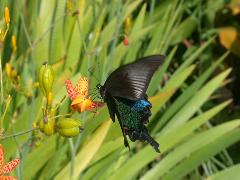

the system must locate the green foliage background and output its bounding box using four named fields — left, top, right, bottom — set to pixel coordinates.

left=1, top=0, right=240, bottom=179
